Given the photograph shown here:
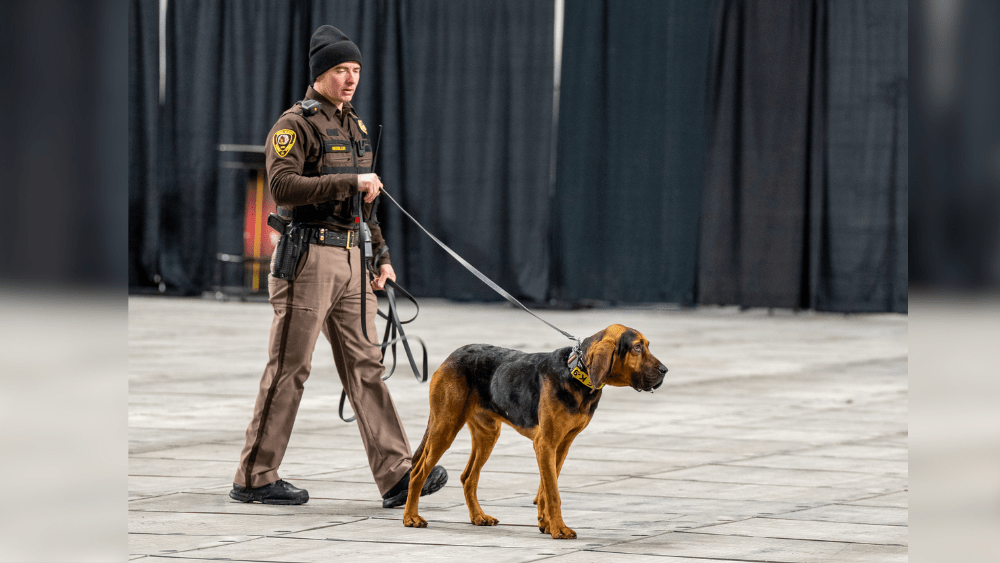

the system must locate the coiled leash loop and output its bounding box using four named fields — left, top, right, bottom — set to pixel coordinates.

left=338, top=276, right=428, bottom=422
left=376, top=278, right=428, bottom=383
